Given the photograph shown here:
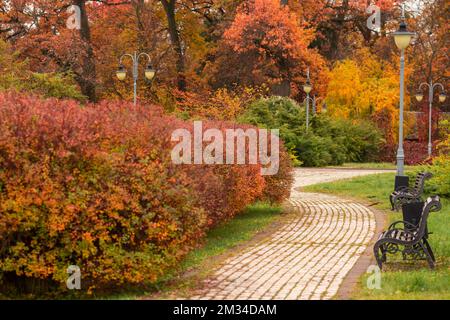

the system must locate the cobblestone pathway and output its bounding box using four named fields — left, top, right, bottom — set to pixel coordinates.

left=190, top=168, right=391, bottom=300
